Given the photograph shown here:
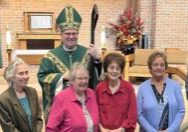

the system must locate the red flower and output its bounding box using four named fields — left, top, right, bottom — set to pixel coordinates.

left=109, top=8, right=144, bottom=42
